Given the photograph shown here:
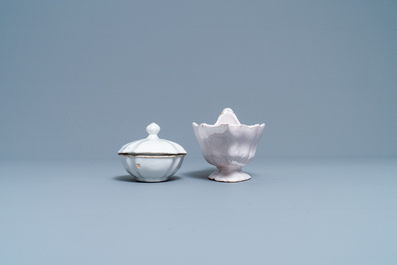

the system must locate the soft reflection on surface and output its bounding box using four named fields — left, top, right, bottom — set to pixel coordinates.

left=113, top=175, right=181, bottom=183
